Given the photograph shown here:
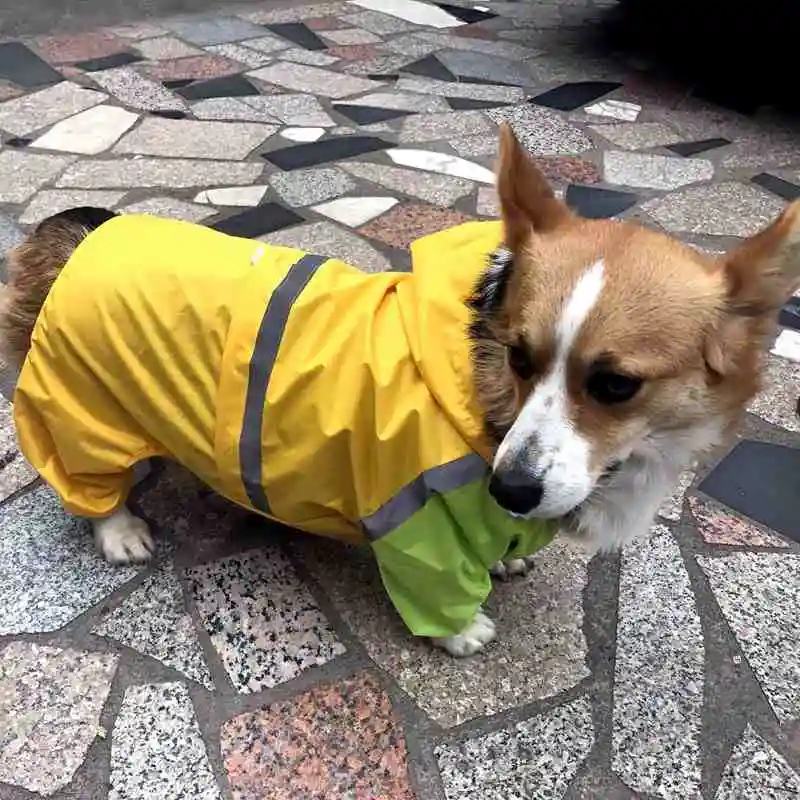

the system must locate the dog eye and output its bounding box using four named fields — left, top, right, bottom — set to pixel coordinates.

left=587, top=371, right=642, bottom=405
left=507, top=344, right=535, bottom=380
